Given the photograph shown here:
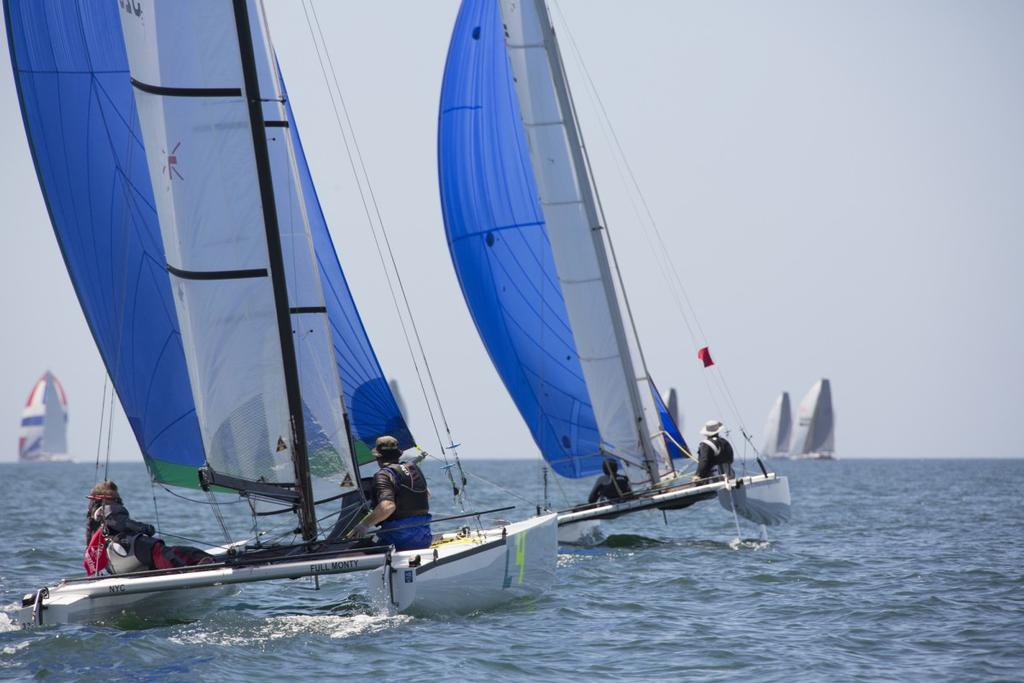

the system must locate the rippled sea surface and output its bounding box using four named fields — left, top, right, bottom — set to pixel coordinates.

left=1, top=458, right=1021, bottom=681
